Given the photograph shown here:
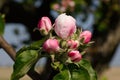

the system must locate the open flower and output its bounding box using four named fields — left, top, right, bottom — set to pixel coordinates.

left=38, top=16, right=52, bottom=35
left=54, top=13, right=76, bottom=39
left=43, top=38, right=60, bottom=53
left=80, top=30, right=92, bottom=43
left=68, top=50, right=82, bottom=62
